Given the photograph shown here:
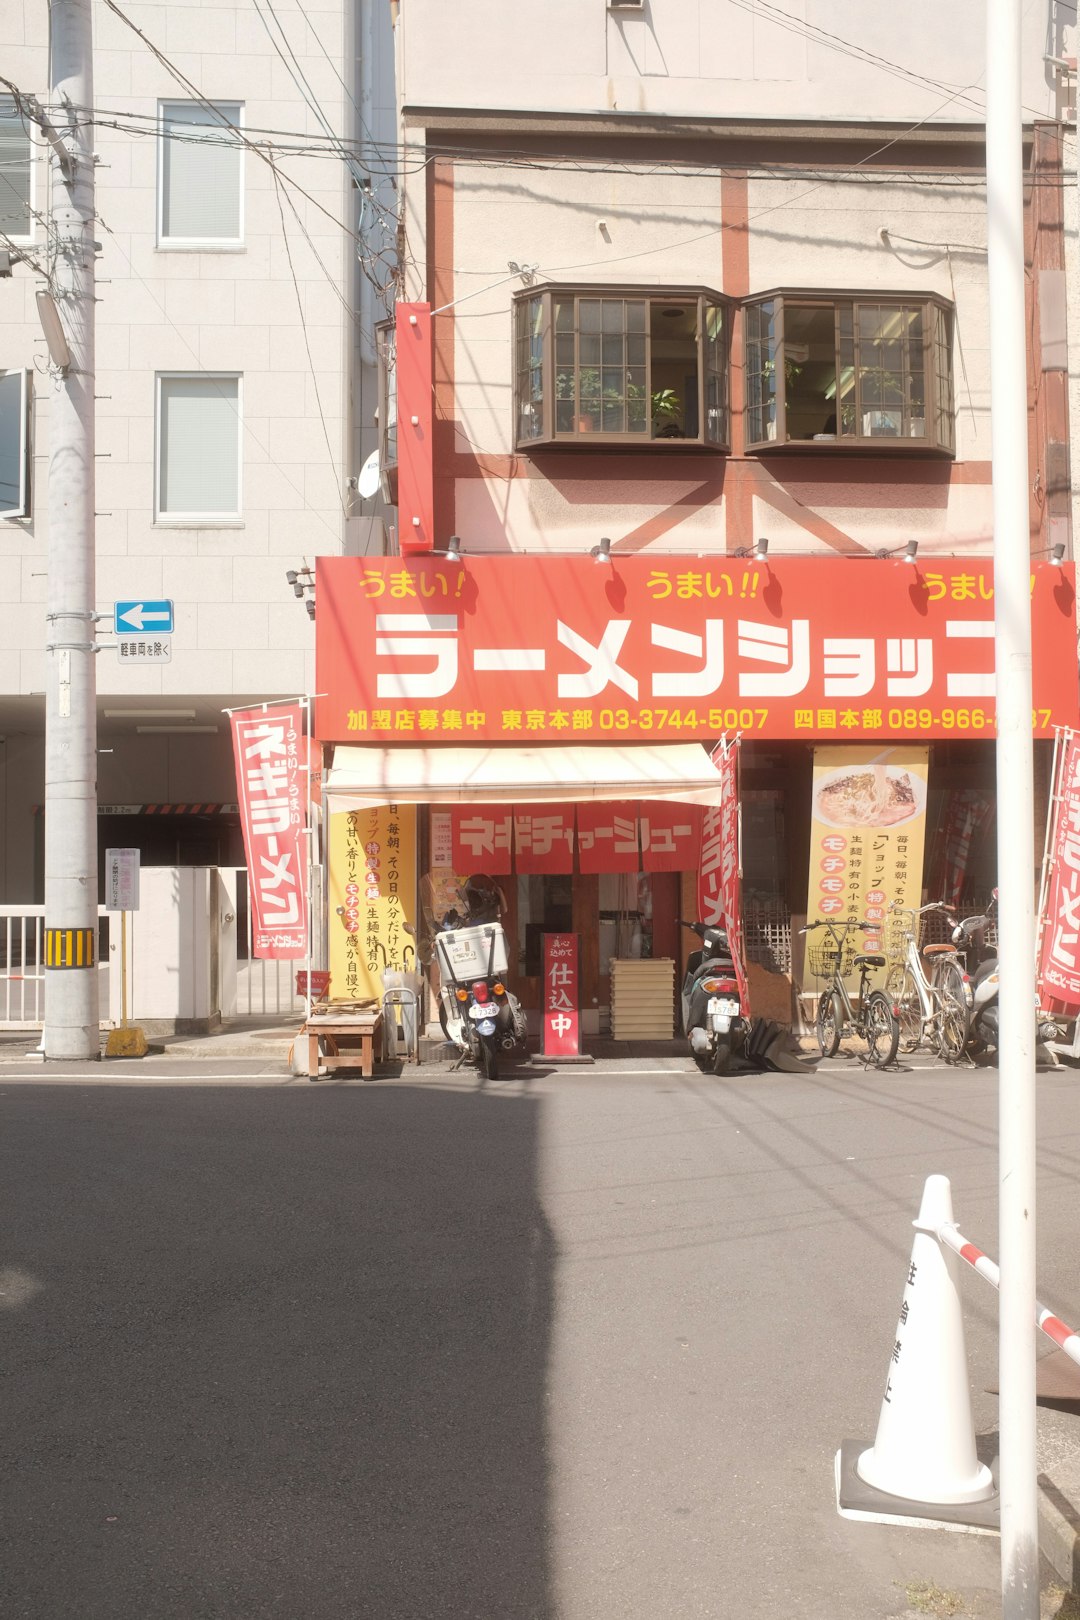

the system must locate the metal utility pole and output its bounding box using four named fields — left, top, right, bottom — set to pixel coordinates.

left=42, top=0, right=99, bottom=1060
left=986, top=0, right=1039, bottom=1613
